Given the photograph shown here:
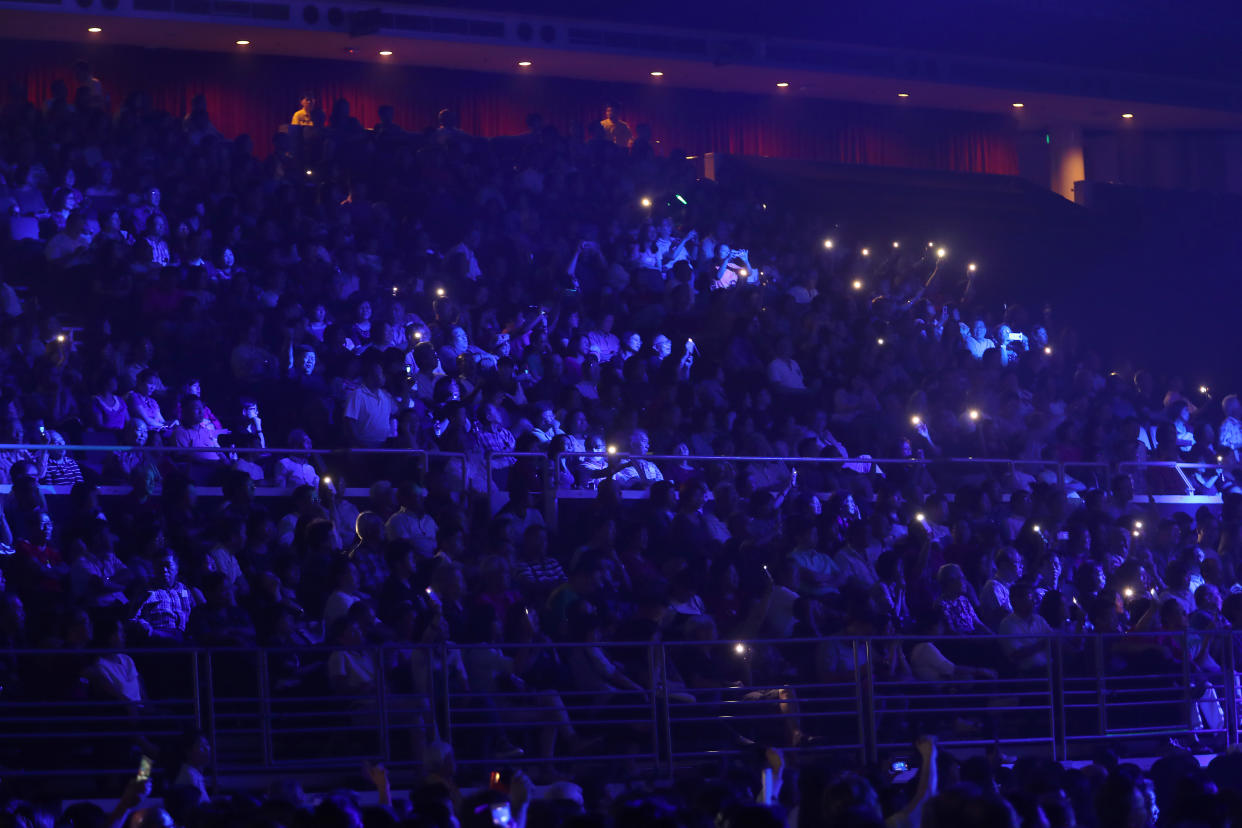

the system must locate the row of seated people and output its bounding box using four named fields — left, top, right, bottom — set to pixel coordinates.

left=0, top=455, right=1238, bottom=770
left=0, top=64, right=1237, bottom=506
